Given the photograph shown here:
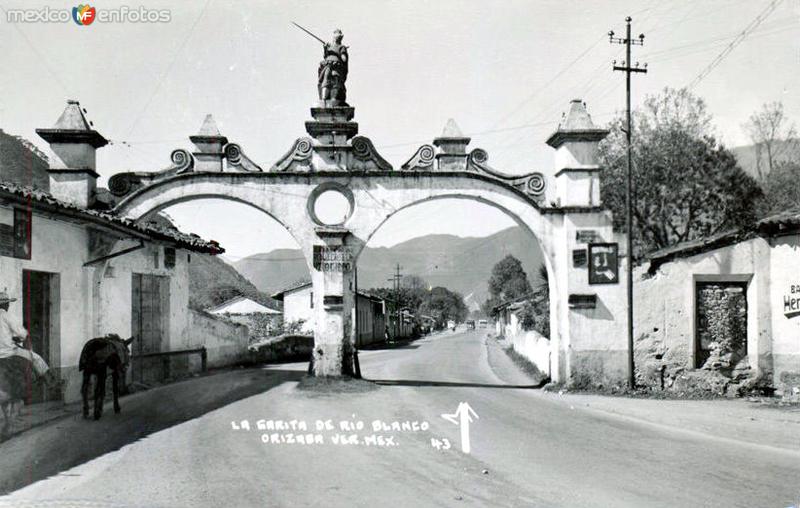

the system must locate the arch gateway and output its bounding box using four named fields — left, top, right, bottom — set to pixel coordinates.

left=107, top=42, right=628, bottom=387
